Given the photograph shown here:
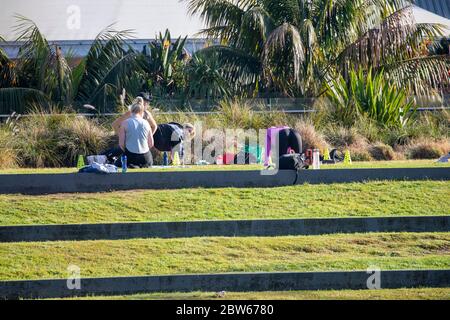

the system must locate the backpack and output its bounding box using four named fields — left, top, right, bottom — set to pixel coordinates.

left=234, top=151, right=257, bottom=165
left=278, top=153, right=308, bottom=185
